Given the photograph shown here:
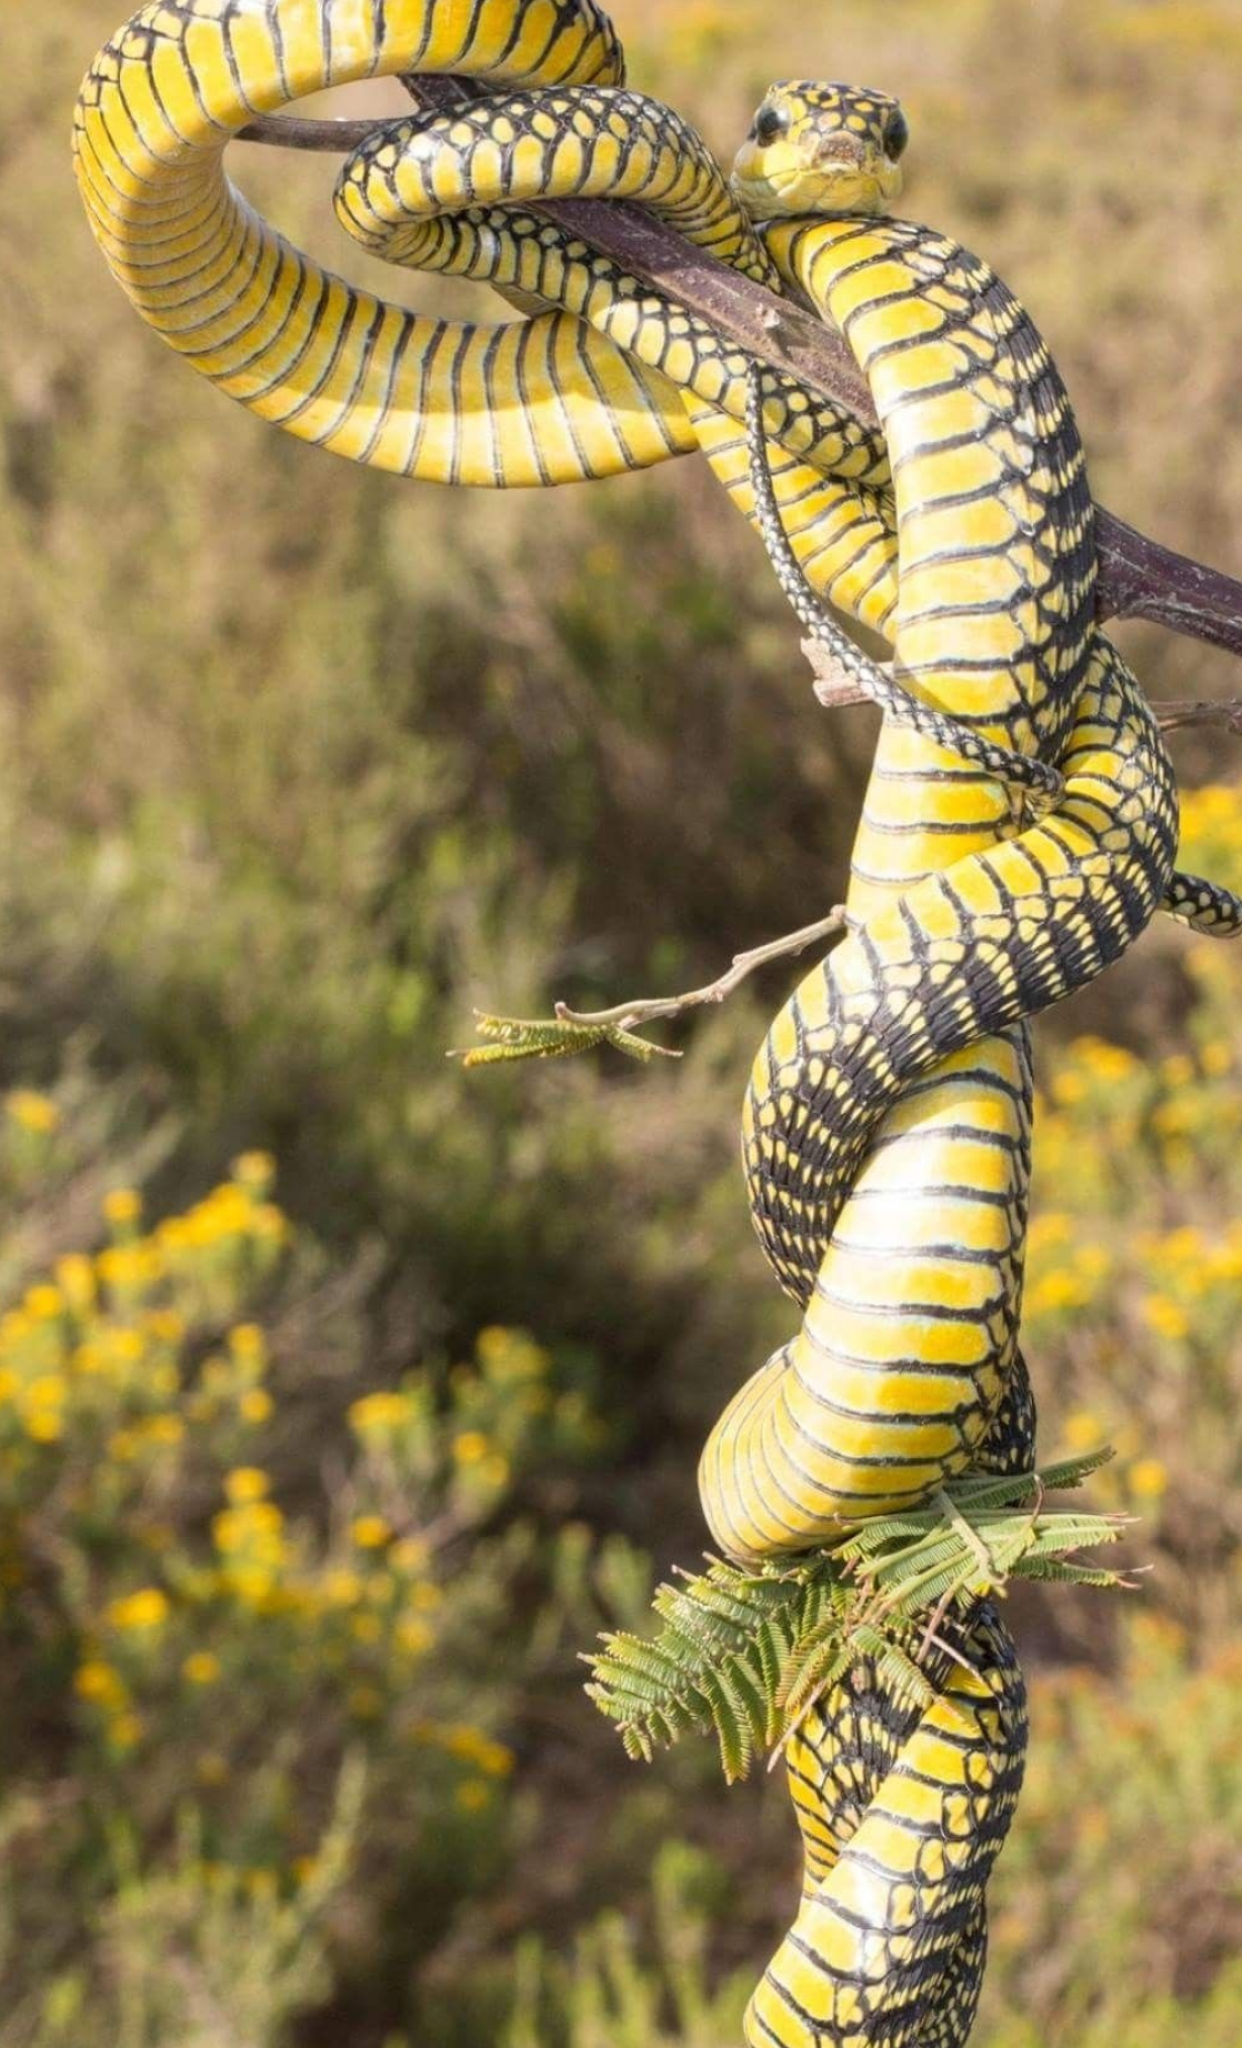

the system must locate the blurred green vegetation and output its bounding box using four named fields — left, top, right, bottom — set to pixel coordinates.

left=2, top=0, right=1242, bottom=2041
